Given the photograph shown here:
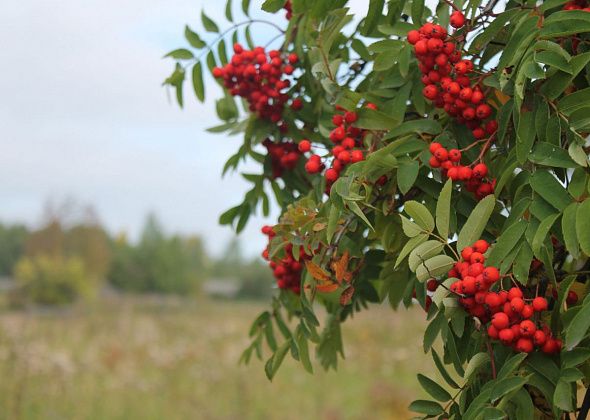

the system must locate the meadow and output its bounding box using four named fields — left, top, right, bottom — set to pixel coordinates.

left=0, top=297, right=435, bottom=420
